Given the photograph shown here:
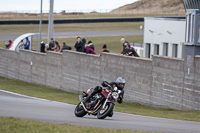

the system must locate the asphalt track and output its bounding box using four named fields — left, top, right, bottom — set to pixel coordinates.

left=0, top=90, right=200, bottom=133
left=0, top=30, right=143, bottom=41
